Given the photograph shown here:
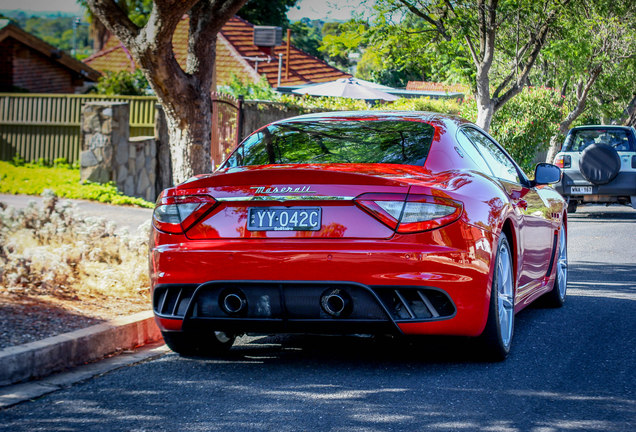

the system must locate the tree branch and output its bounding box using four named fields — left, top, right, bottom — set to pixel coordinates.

left=85, top=0, right=140, bottom=46
left=187, top=0, right=248, bottom=85
left=493, top=0, right=571, bottom=110
left=558, top=65, right=602, bottom=134
left=396, top=0, right=452, bottom=41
